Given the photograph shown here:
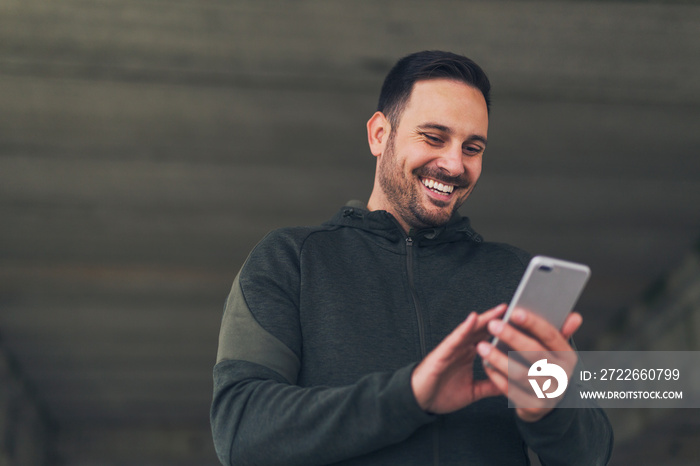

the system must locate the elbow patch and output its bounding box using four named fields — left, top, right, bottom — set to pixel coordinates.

left=216, top=273, right=301, bottom=384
